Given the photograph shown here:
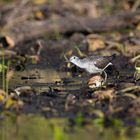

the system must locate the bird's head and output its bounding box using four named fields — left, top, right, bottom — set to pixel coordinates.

left=69, top=56, right=79, bottom=64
